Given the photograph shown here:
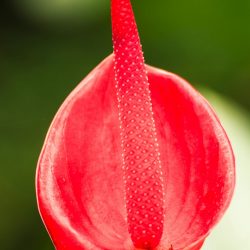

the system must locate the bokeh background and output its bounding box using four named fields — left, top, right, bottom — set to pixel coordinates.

left=0, top=0, right=249, bottom=249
